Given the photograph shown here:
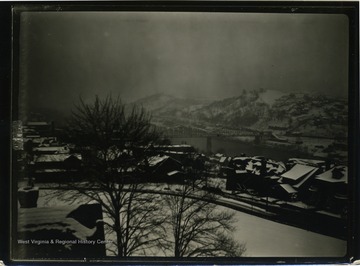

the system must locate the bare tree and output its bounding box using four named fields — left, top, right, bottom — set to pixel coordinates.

left=162, top=180, right=246, bottom=257
left=57, top=95, right=166, bottom=257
